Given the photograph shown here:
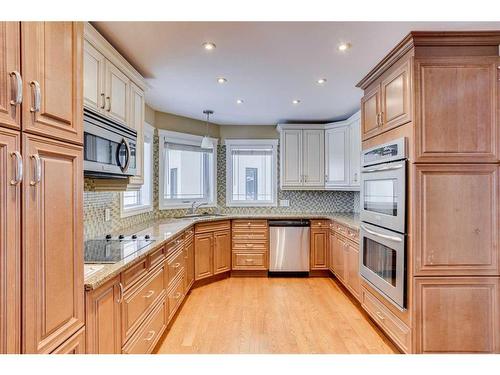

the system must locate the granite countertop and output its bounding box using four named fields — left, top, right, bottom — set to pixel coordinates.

left=84, top=212, right=360, bottom=291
